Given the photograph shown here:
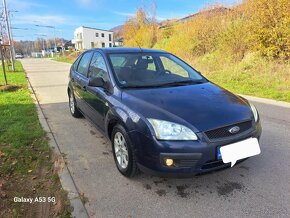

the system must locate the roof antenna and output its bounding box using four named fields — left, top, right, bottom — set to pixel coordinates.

left=131, top=27, right=143, bottom=52
left=136, top=42, right=143, bottom=52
